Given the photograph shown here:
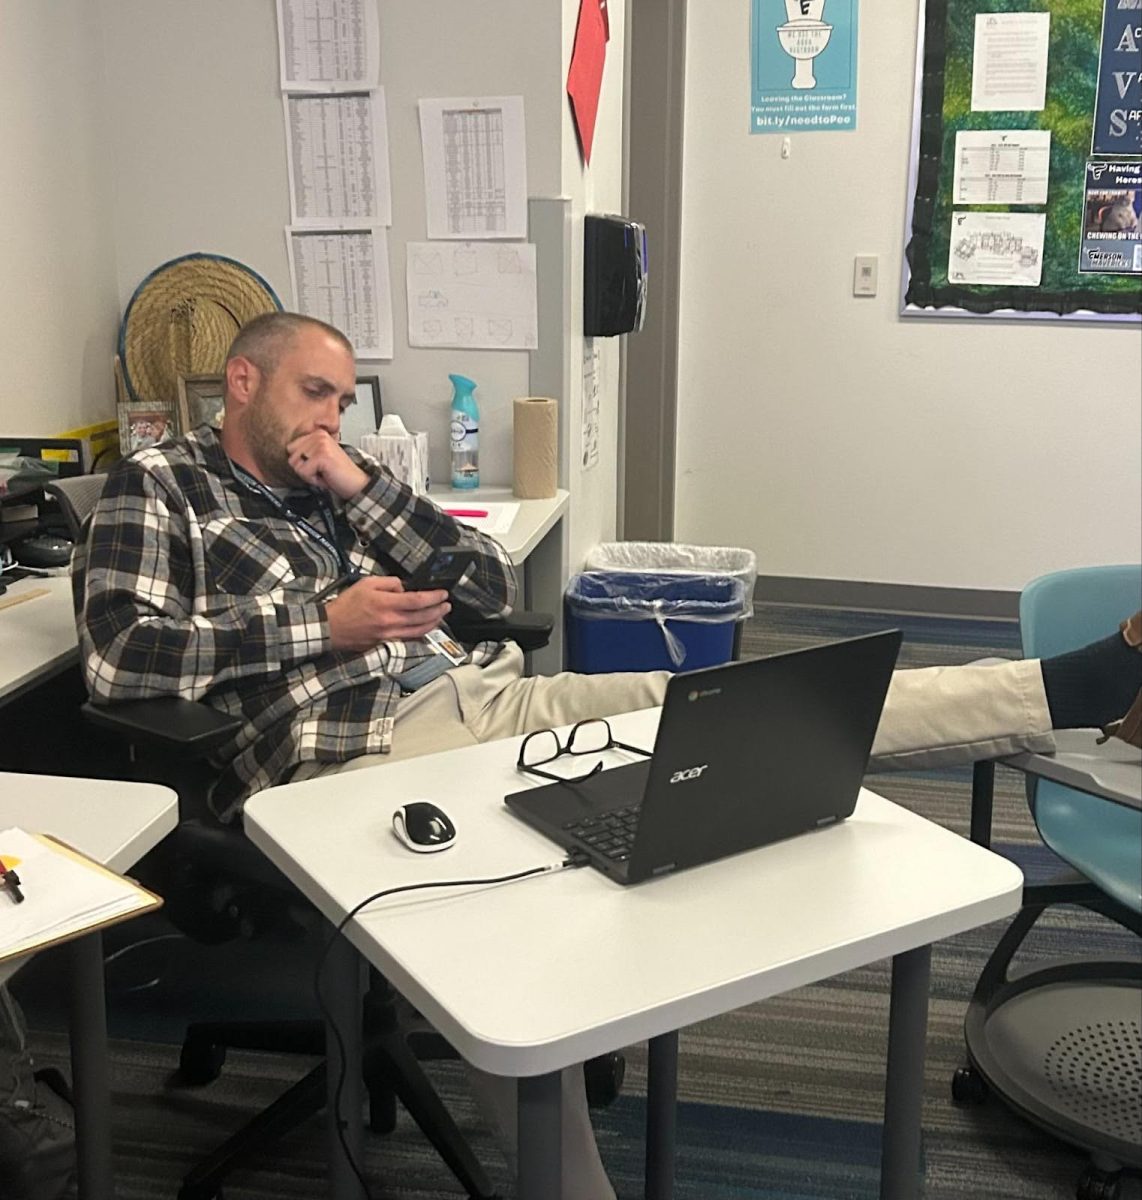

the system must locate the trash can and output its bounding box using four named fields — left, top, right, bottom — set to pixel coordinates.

left=565, top=543, right=757, bottom=674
